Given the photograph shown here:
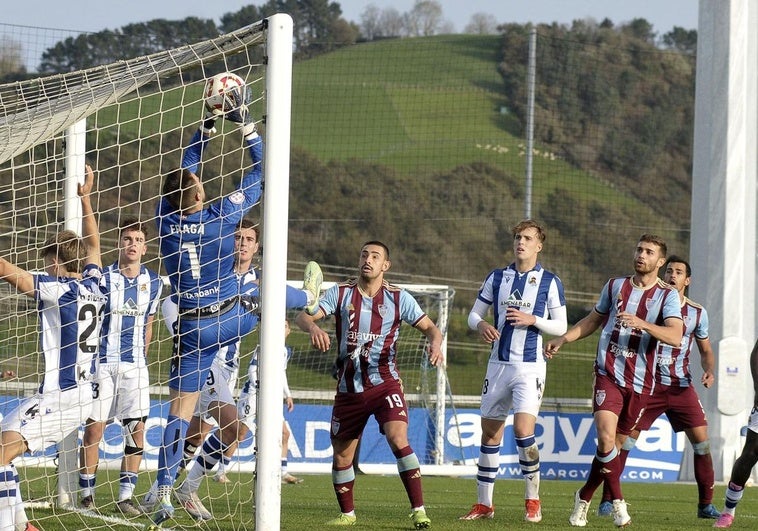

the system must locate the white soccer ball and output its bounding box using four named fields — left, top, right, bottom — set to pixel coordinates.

left=203, top=72, right=246, bottom=116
